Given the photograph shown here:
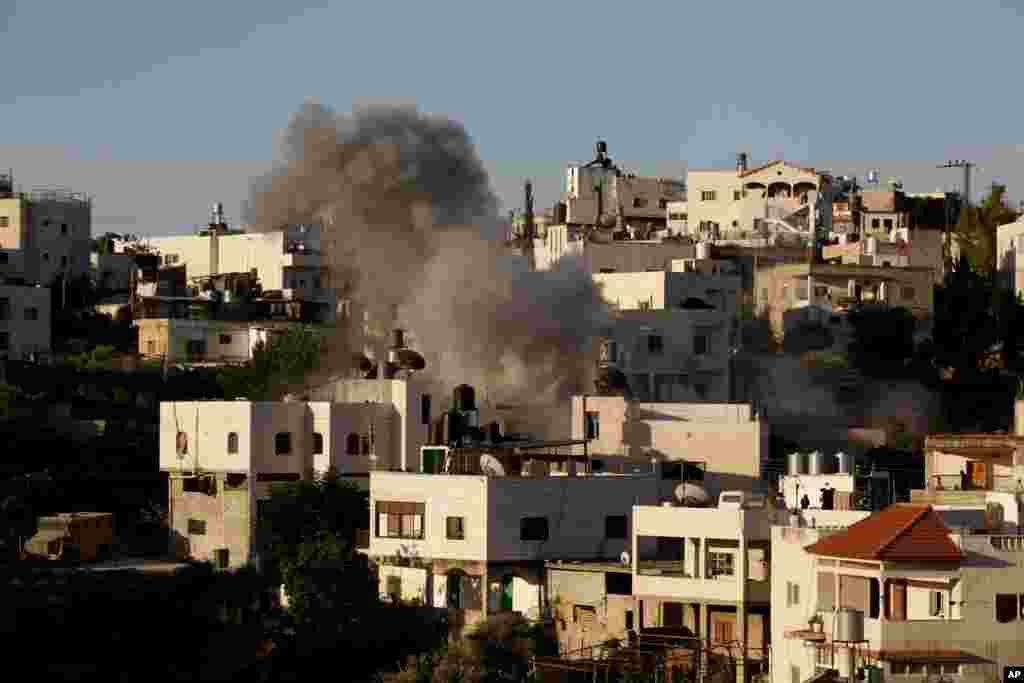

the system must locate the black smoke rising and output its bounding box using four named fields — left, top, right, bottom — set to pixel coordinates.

left=246, top=101, right=609, bottom=401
